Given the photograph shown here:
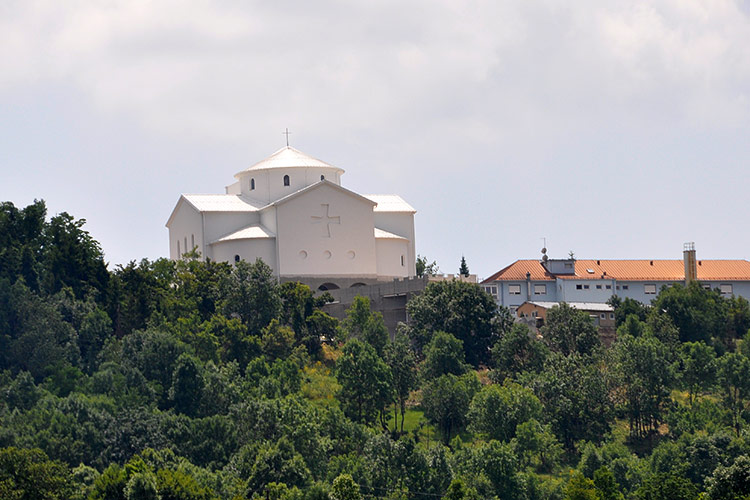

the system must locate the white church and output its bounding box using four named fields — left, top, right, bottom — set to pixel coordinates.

left=166, top=145, right=417, bottom=290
